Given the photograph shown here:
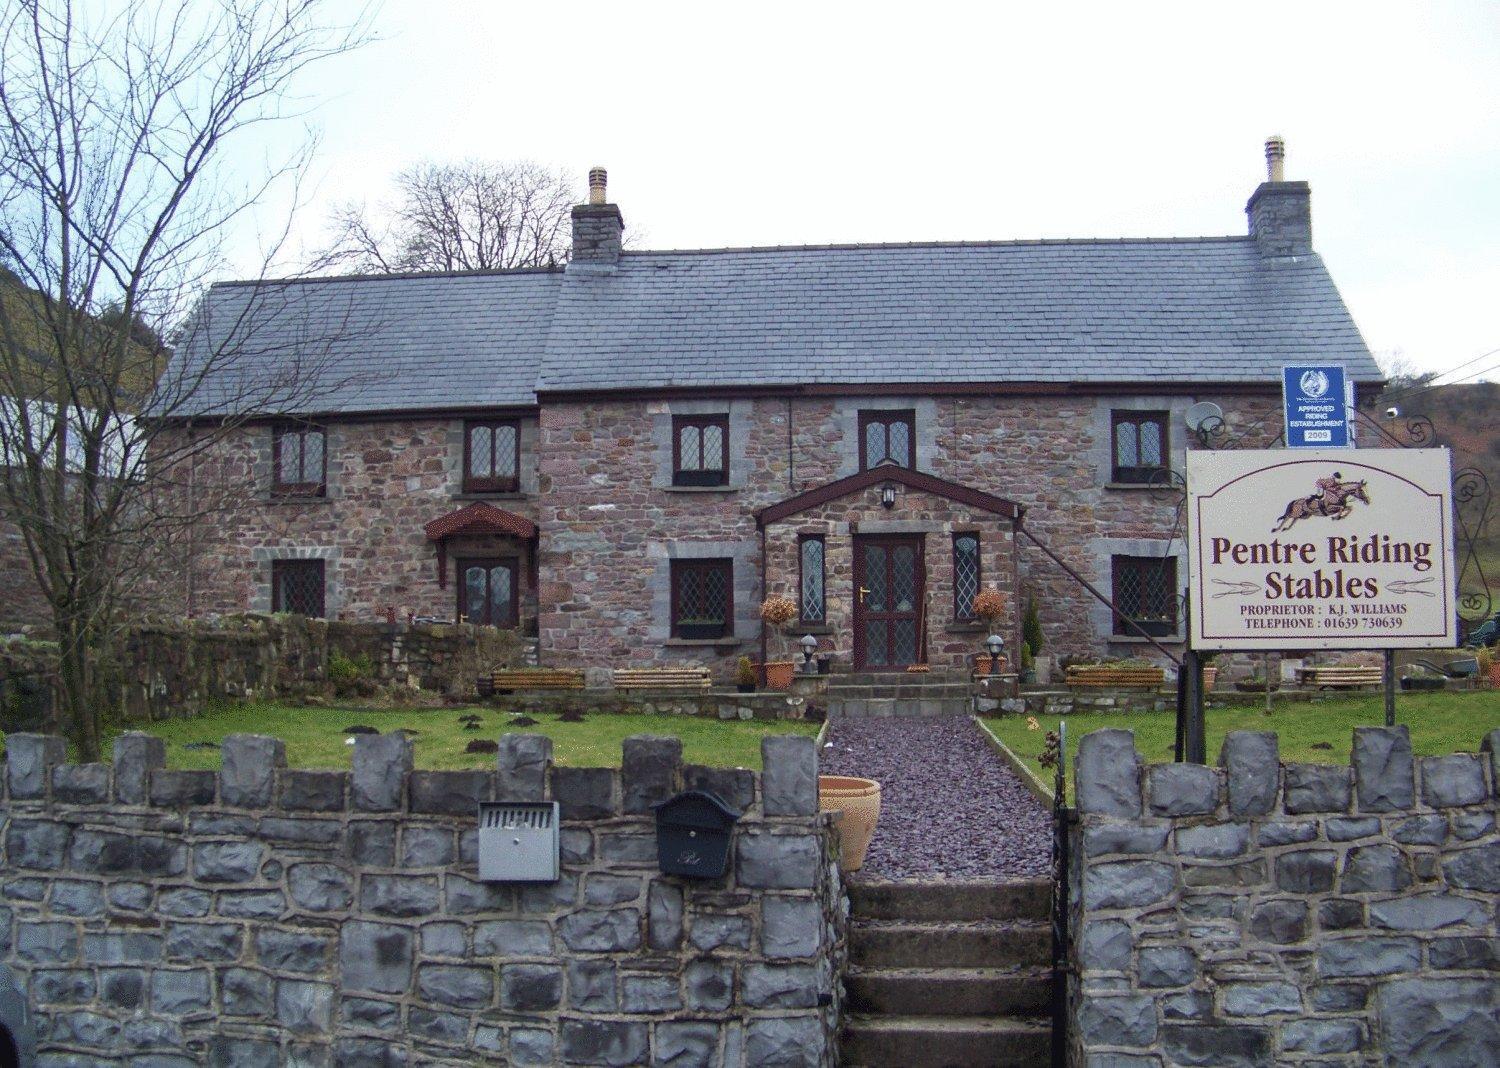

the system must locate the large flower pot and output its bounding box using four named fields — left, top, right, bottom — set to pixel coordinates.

left=818, top=775, right=881, bottom=872
left=762, top=661, right=795, bottom=691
